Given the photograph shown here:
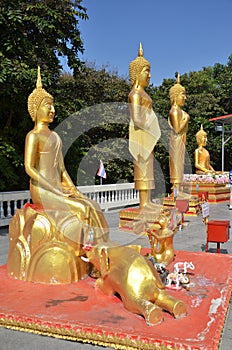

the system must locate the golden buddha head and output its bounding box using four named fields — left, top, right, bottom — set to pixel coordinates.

left=169, top=74, right=186, bottom=105
left=28, top=66, right=53, bottom=121
left=196, top=125, right=207, bottom=146
left=129, top=43, right=151, bottom=86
